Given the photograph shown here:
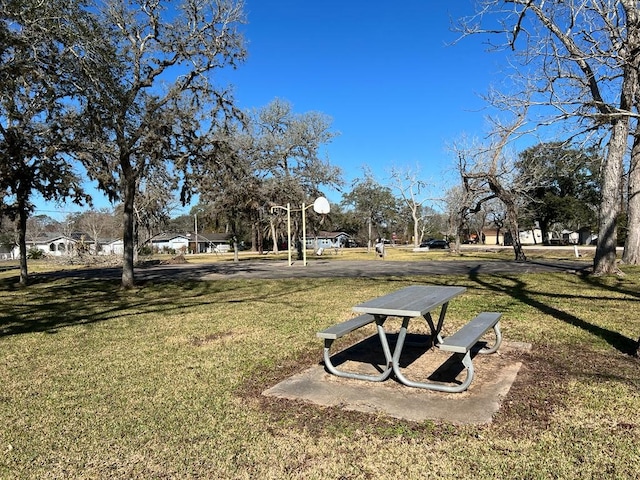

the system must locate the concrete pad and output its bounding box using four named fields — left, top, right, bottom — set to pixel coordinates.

left=263, top=339, right=530, bottom=424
